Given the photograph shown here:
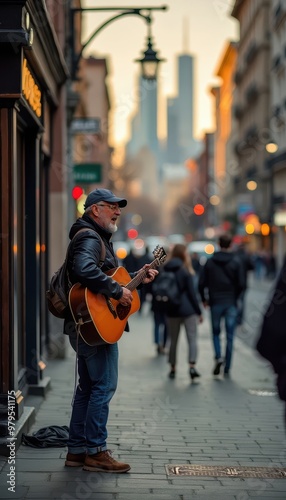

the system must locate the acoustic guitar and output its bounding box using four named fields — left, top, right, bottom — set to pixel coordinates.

left=68, top=245, right=166, bottom=346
